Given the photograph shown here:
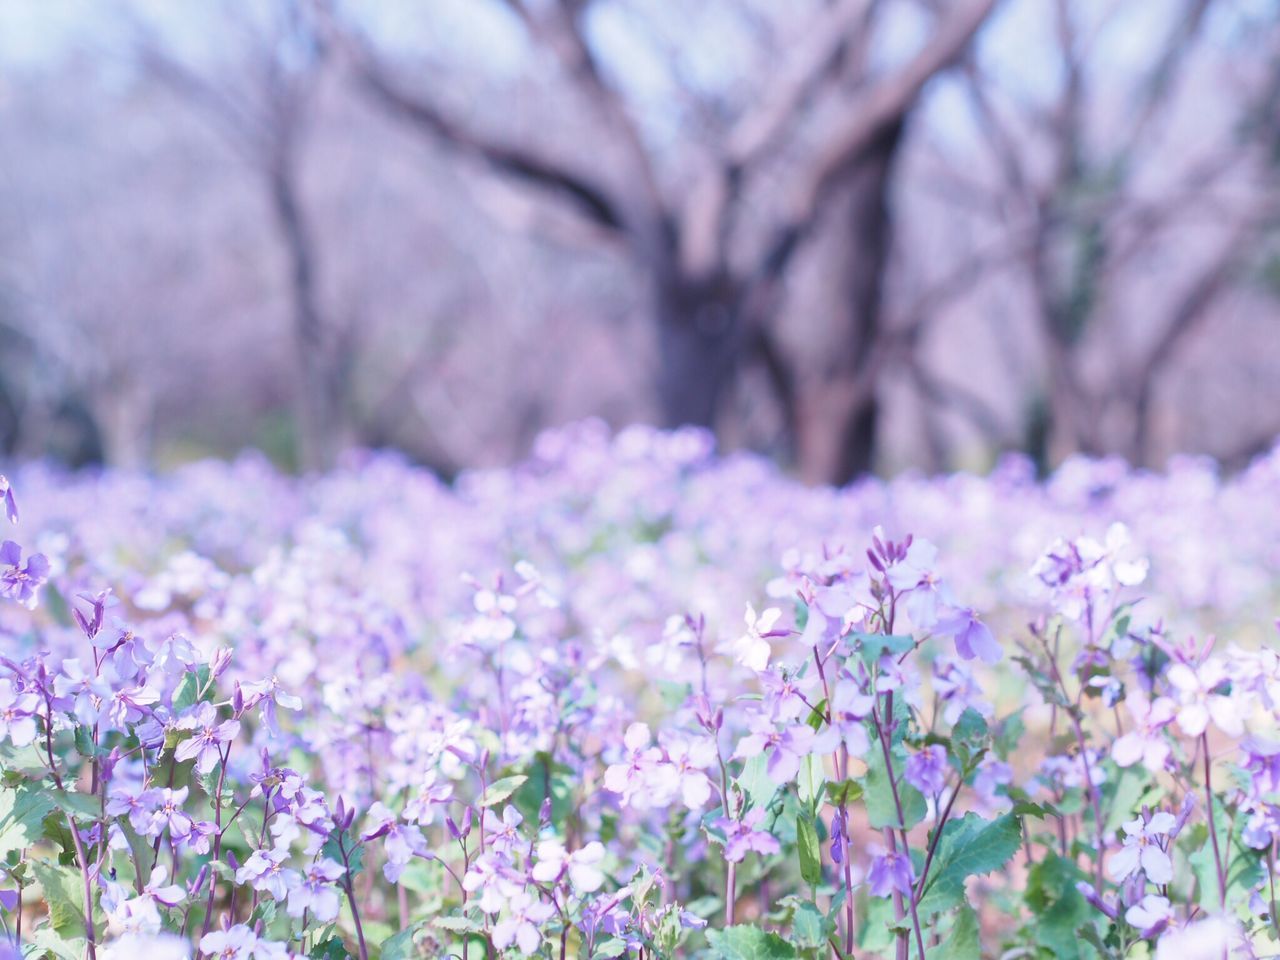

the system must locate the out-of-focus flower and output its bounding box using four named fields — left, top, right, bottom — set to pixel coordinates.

left=0, top=540, right=48, bottom=608
left=734, top=716, right=818, bottom=785
left=531, top=839, right=606, bottom=893
left=492, top=891, right=554, bottom=955
left=733, top=603, right=781, bottom=672
left=1125, top=894, right=1173, bottom=937
left=1166, top=658, right=1243, bottom=738
left=934, top=607, right=1001, bottom=664
left=867, top=849, right=915, bottom=898
left=1112, top=691, right=1176, bottom=772
left=905, top=745, right=949, bottom=795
